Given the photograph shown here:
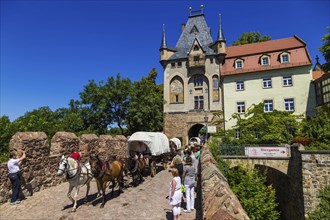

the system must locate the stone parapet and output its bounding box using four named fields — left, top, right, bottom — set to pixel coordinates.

left=0, top=131, right=128, bottom=204
left=200, top=148, right=250, bottom=220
